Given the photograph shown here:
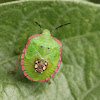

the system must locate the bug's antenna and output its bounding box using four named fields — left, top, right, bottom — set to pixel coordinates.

left=35, top=22, right=43, bottom=33
left=35, top=22, right=41, bottom=28
left=56, top=23, right=71, bottom=29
